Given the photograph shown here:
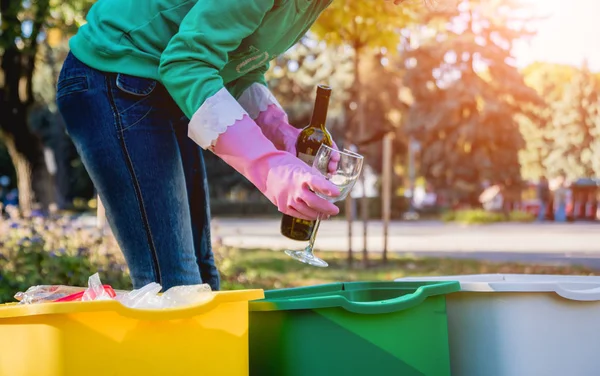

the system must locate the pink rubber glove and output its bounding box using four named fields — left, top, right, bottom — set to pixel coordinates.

left=212, top=116, right=340, bottom=220
left=255, top=104, right=300, bottom=155
left=255, top=105, right=340, bottom=172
